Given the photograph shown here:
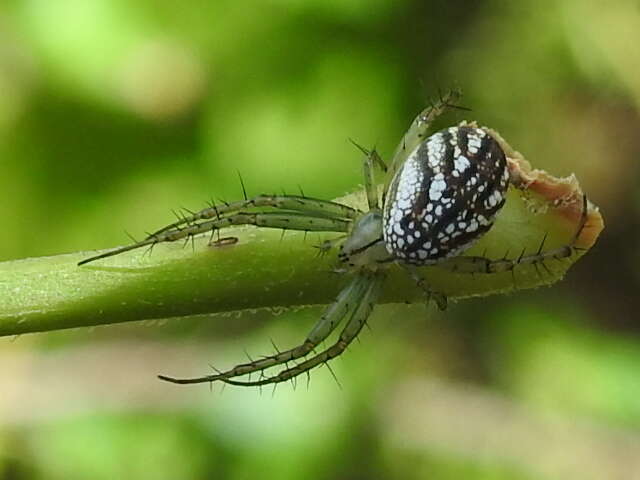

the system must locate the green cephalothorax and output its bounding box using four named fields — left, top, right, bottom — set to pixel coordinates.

left=338, top=211, right=388, bottom=268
